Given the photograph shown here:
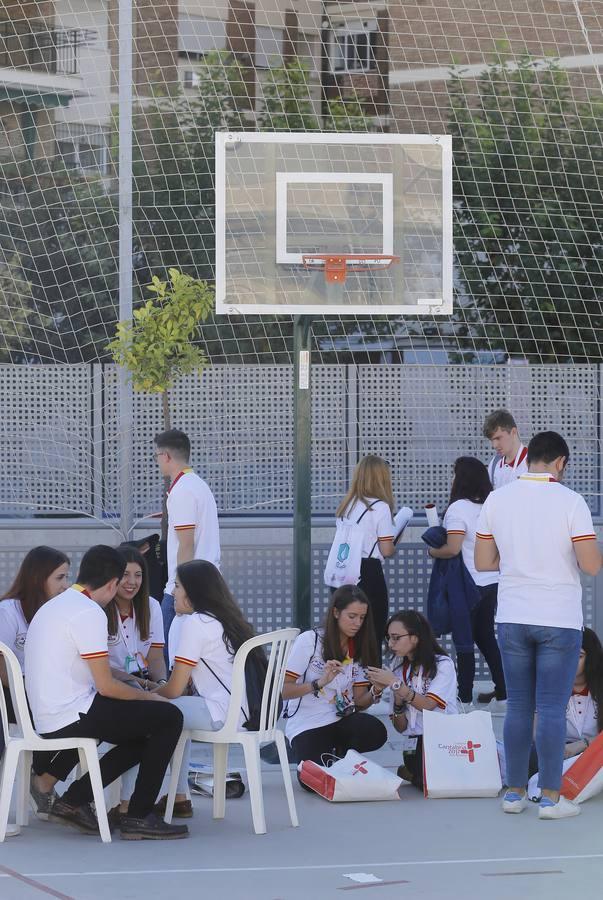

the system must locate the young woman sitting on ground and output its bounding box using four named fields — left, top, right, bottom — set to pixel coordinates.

left=282, top=585, right=387, bottom=772
left=155, top=559, right=261, bottom=817
left=367, top=609, right=458, bottom=790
